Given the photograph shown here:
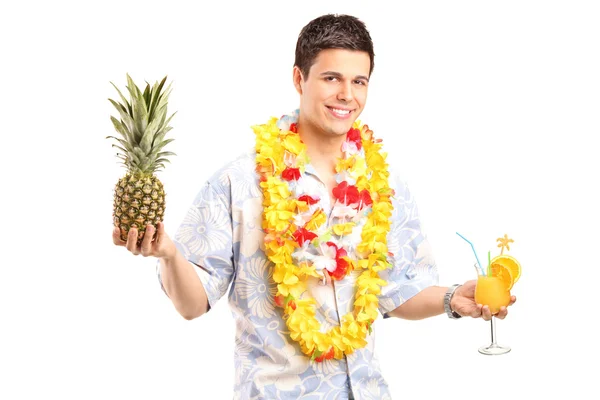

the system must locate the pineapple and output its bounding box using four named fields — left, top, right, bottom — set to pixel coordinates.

left=108, top=74, right=176, bottom=243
